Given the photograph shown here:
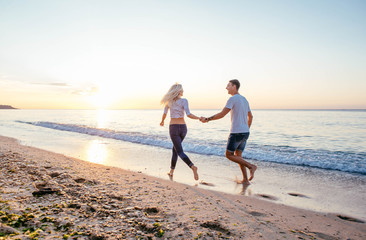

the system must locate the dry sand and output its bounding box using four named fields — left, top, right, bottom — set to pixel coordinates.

left=0, top=136, right=365, bottom=239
